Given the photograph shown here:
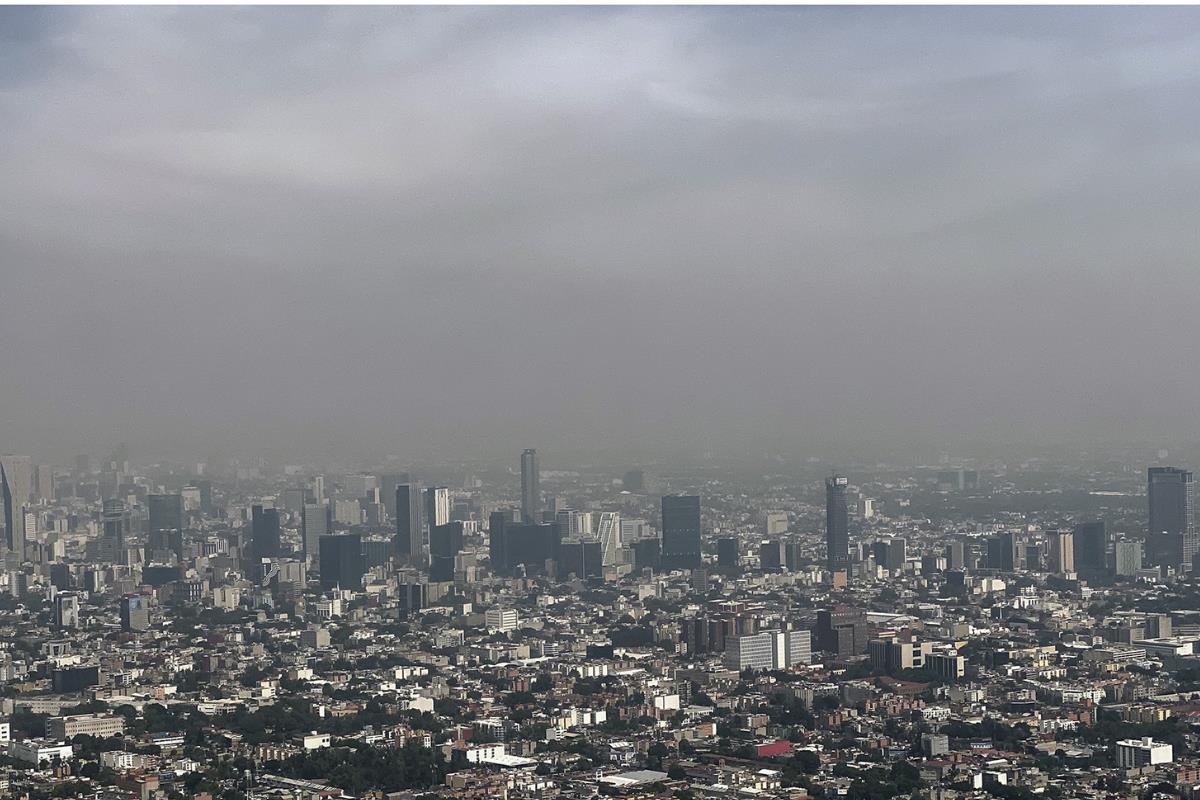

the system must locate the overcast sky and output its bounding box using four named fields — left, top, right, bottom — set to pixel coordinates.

left=3, top=6, right=1200, bottom=463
